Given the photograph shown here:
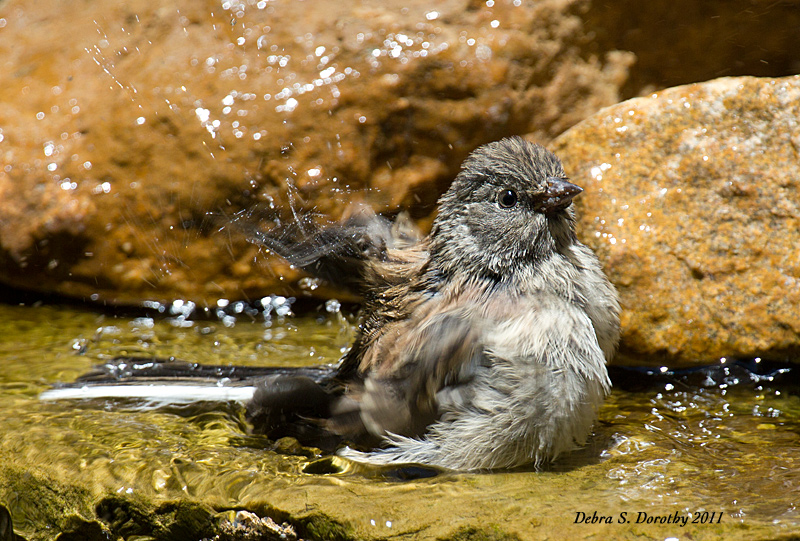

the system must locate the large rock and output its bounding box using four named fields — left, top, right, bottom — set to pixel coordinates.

left=552, top=75, right=800, bottom=366
left=0, top=0, right=632, bottom=305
